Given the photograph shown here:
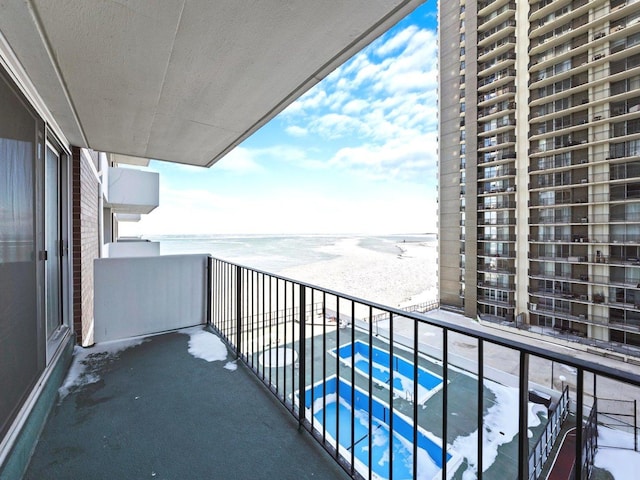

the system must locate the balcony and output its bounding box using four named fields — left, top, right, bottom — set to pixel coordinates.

left=14, top=256, right=640, bottom=480
left=105, top=166, right=160, bottom=214
left=105, top=239, right=160, bottom=258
